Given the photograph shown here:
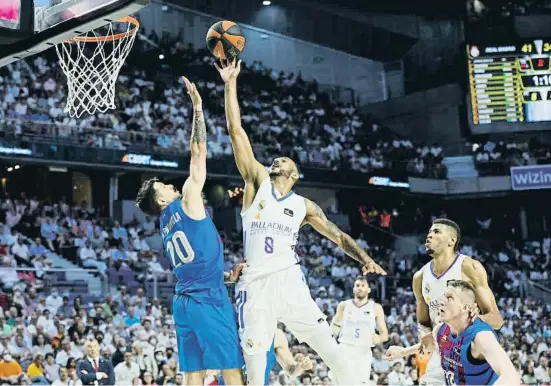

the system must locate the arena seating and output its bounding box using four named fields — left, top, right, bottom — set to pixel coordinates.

left=472, top=138, right=551, bottom=176
left=0, top=192, right=549, bottom=384
left=0, top=32, right=446, bottom=179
